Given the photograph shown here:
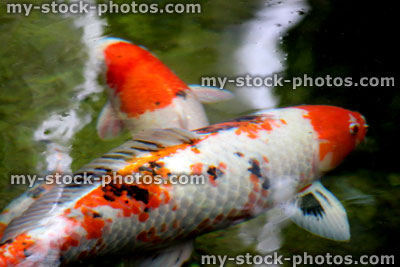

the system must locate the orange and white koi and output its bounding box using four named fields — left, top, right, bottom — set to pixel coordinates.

left=95, top=37, right=233, bottom=139
left=0, top=38, right=233, bottom=235
left=0, top=105, right=367, bottom=266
